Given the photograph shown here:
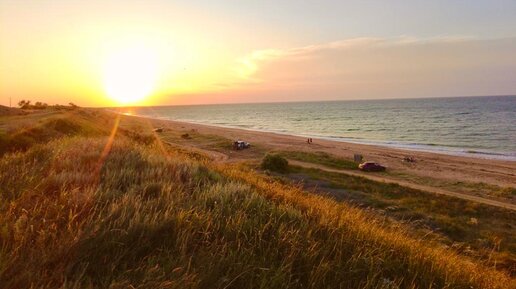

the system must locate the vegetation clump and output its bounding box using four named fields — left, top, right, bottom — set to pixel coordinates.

left=17, top=100, right=48, bottom=110
left=261, top=153, right=289, bottom=173
left=16, top=100, right=79, bottom=110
